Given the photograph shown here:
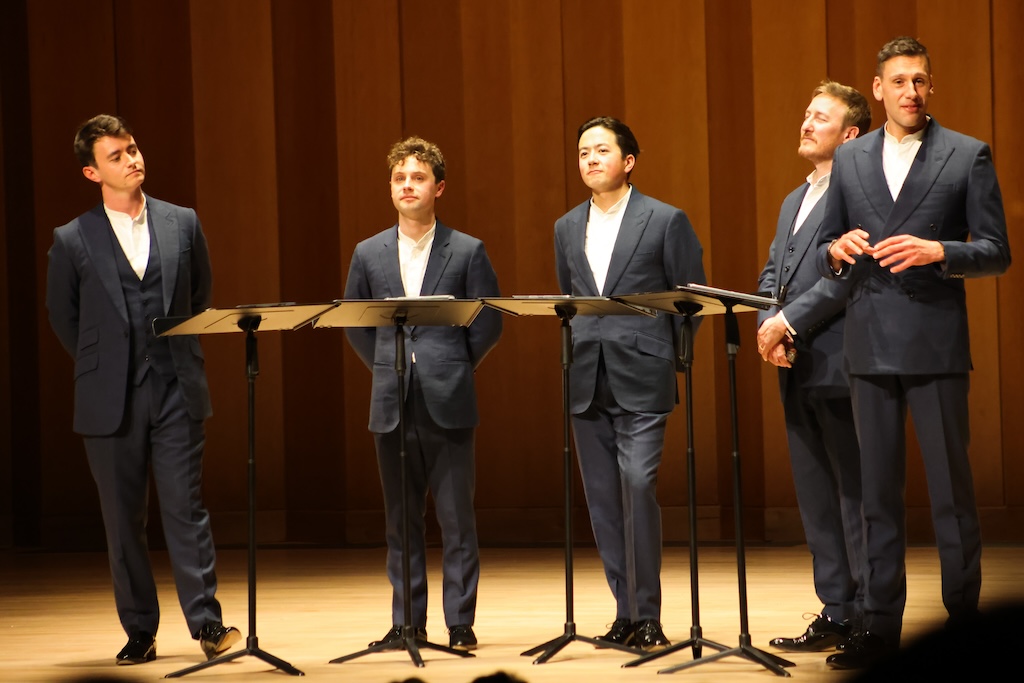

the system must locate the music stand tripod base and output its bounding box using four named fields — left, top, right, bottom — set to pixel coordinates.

left=482, top=296, right=653, bottom=665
